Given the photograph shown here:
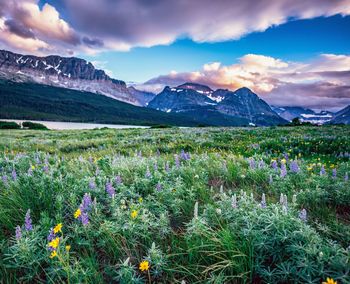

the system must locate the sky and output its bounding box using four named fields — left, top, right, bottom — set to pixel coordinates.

left=0, top=0, right=349, bottom=110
